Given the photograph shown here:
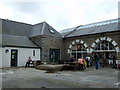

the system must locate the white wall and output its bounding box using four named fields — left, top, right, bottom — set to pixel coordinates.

left=18, top=48, right=40, bottom=66
left=0, top=19, right=2, bottom=69
left=2, top=47, right=10, bottom=67
left=2, top=47, right=40, bottom=67
left=0, top=48, right=1, bottom=68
